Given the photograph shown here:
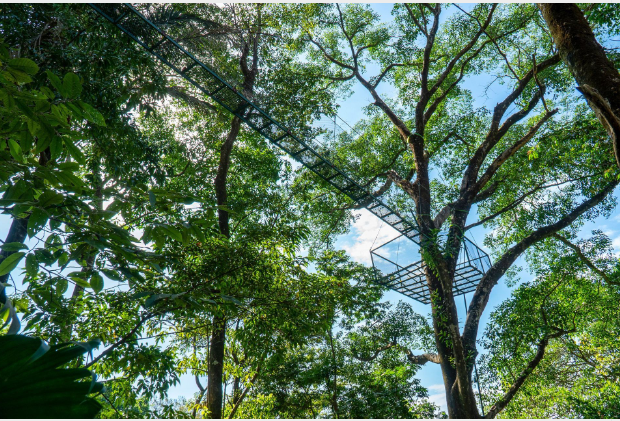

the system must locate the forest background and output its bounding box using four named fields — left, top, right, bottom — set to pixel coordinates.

left=1, top=2, right=620, bottom=419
